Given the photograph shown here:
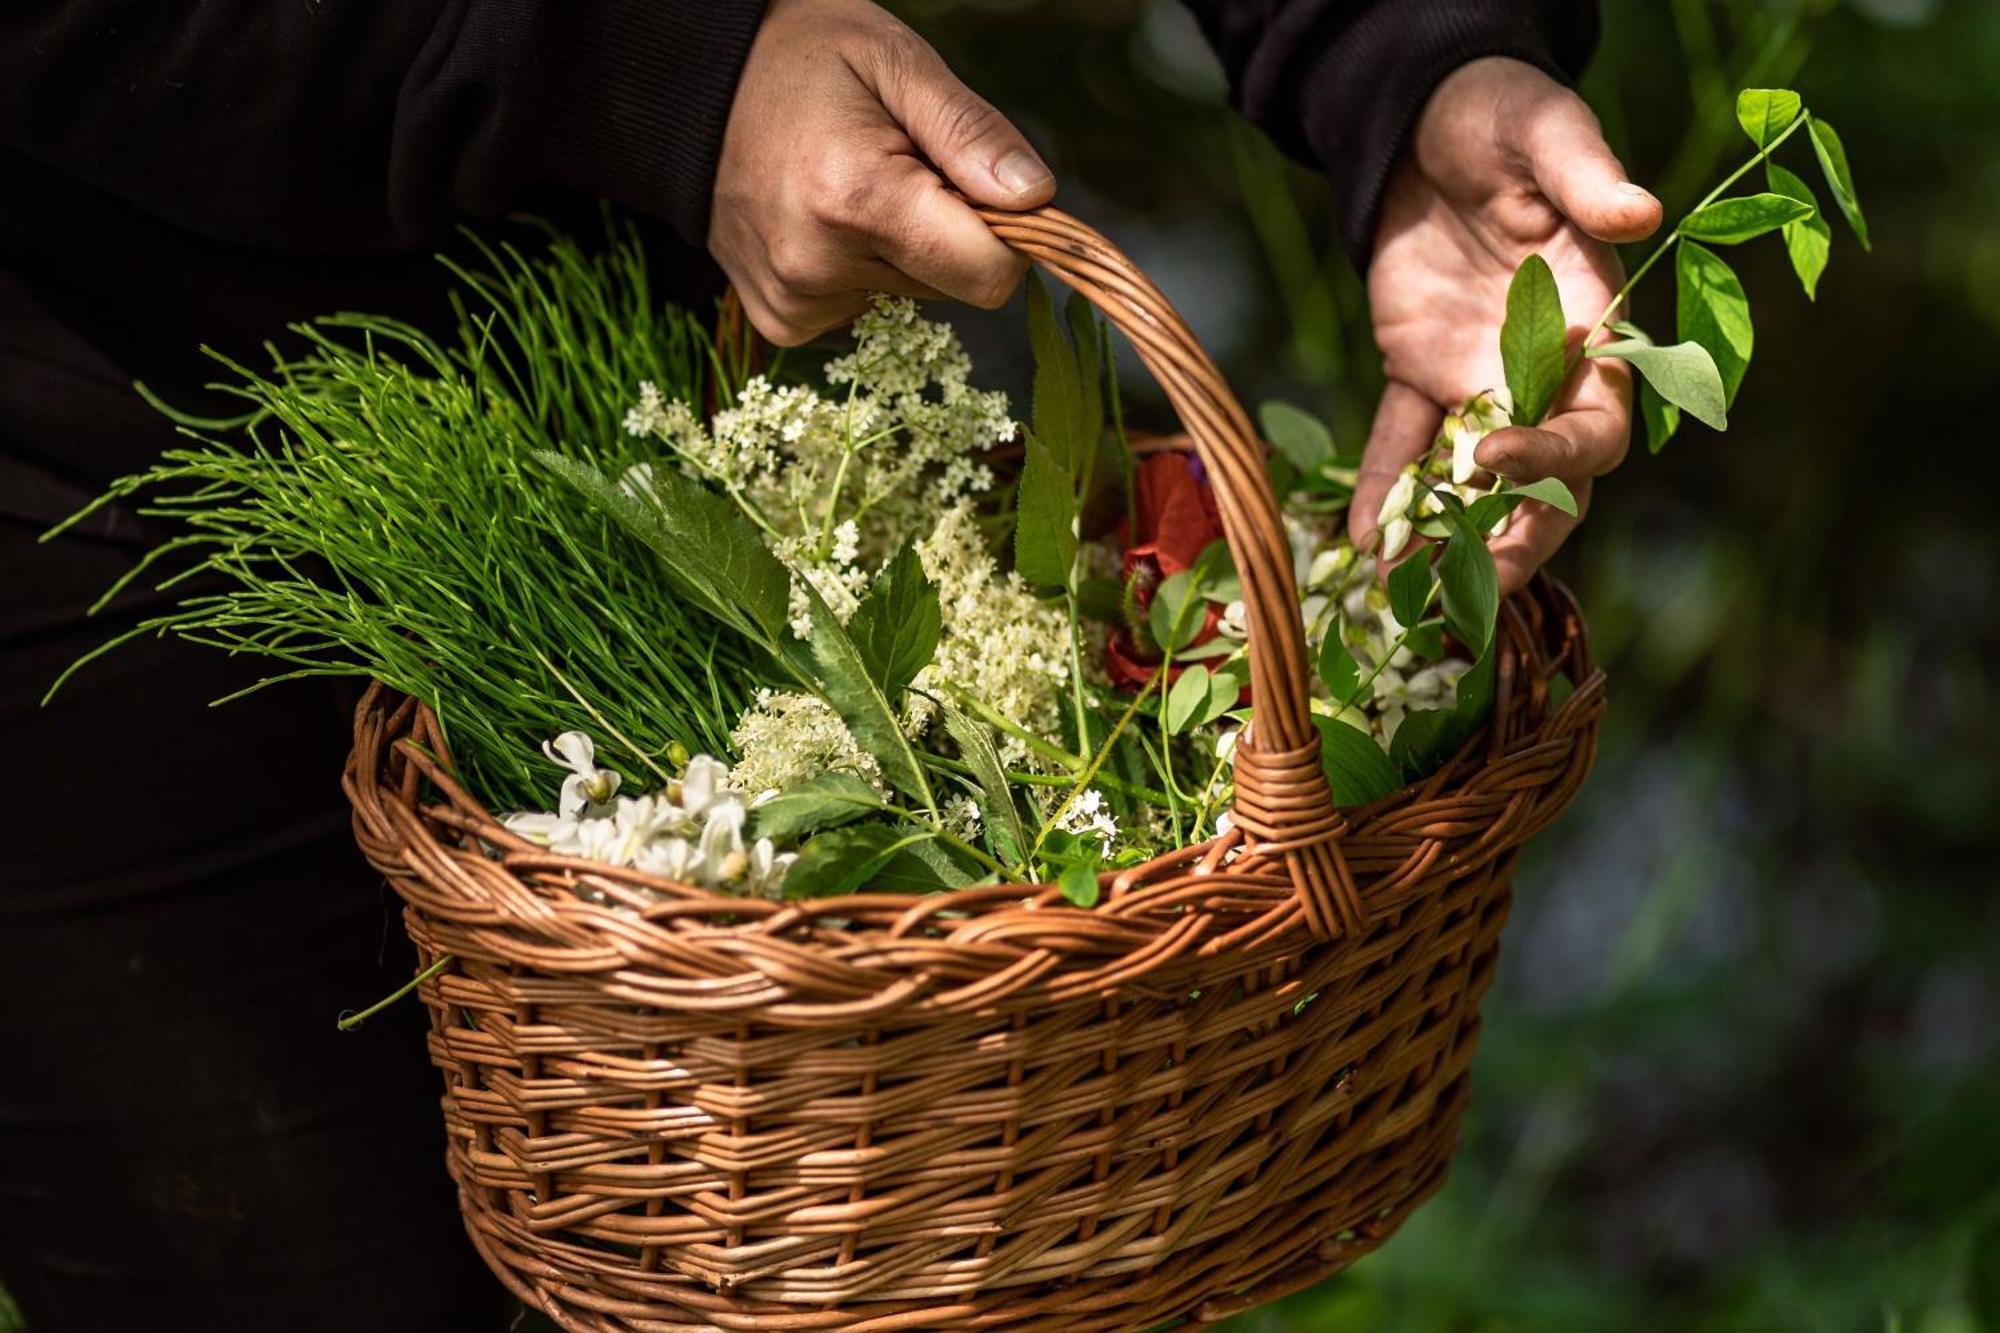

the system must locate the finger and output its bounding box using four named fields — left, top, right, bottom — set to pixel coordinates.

left=1489, top=477, right=1591, bottom=595
left=864, top=25, right=1055, bottom=209
left=739, top=284, right=874, bottom=348
left=1514, top=89, right=1663, bottom=245
left=1350, top=380, right=1443, bottom=552
left=869, top=163, right=1028, bottom=309
left=1476, top=356, right=1632, bottom=483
